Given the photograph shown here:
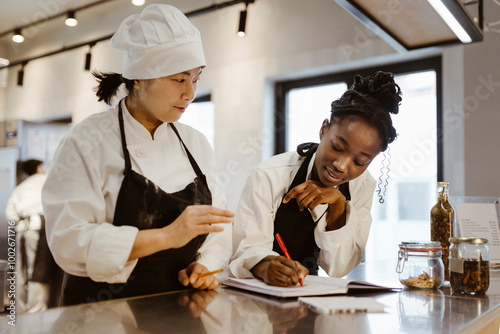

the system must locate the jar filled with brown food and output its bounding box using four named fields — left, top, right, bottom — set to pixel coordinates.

left=449, top=237, right=489, bottom=295
left=396, top=241, right=445, bottom=290
left=430, top=182, right=455, bottom=281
